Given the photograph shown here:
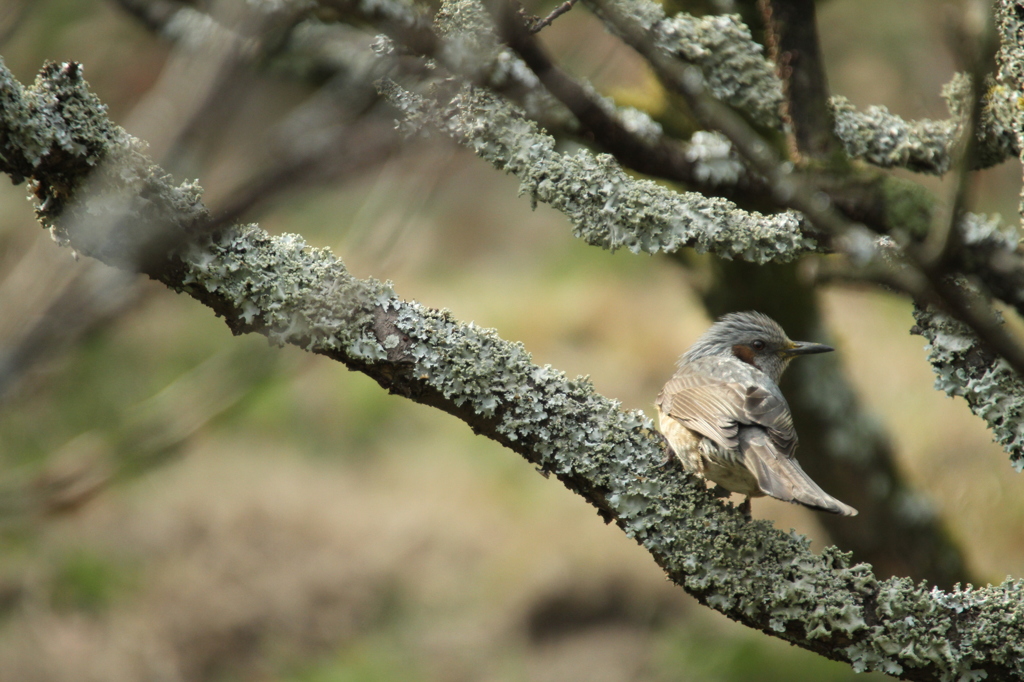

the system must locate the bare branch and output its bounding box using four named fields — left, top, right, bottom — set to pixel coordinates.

left=759, top=0, right=842, bottom=161
left=528, top=0, right=578, bottom=33
left=912, top=304, right=1024, bottom=471
left=920, top=5, right=1000, bottom=270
